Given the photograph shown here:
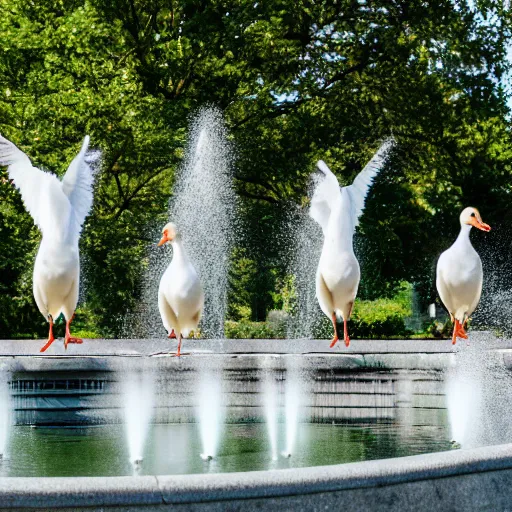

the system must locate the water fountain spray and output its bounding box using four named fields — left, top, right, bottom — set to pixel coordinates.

left=445, top=336, right=512, bottom=449
left=171, top=107, right=236, bottom=338
left=125, top=106, right=236, bottom=339
left=263, top=370, right=279, bottom=461
left=197, top=368, right=225, bottom=461
left=286, top=205, right=323, bottom=339
left=282, top=363, right=302, bottom=458
left=123, top=371, right=155, bottom=469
